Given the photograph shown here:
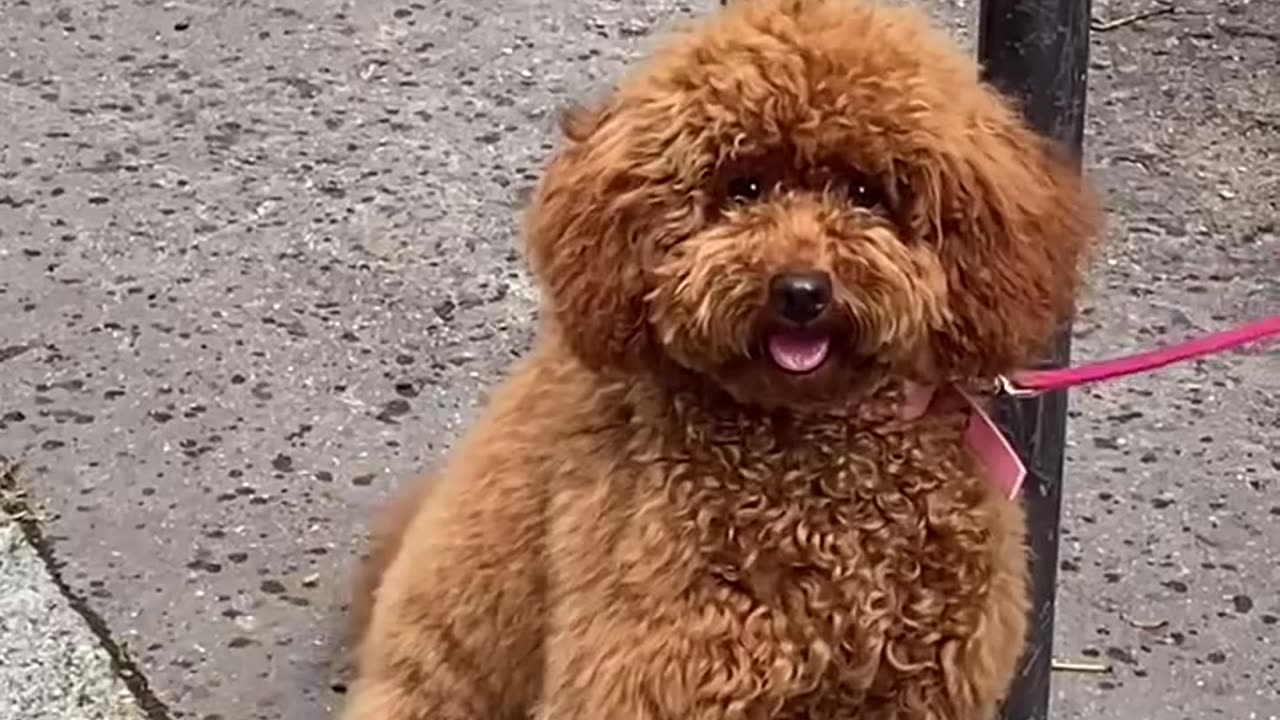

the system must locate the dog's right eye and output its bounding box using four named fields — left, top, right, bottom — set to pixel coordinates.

left=726, top=176, right=764, bottom=203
